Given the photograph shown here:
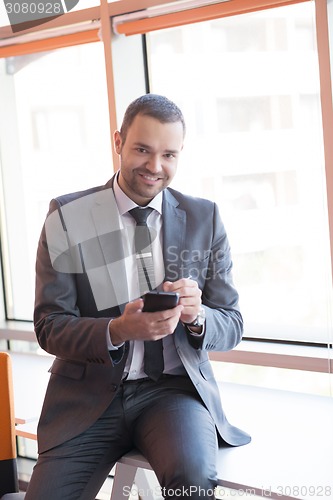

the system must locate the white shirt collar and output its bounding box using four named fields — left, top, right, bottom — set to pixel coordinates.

left=113, top=171, right=163, bottom=216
